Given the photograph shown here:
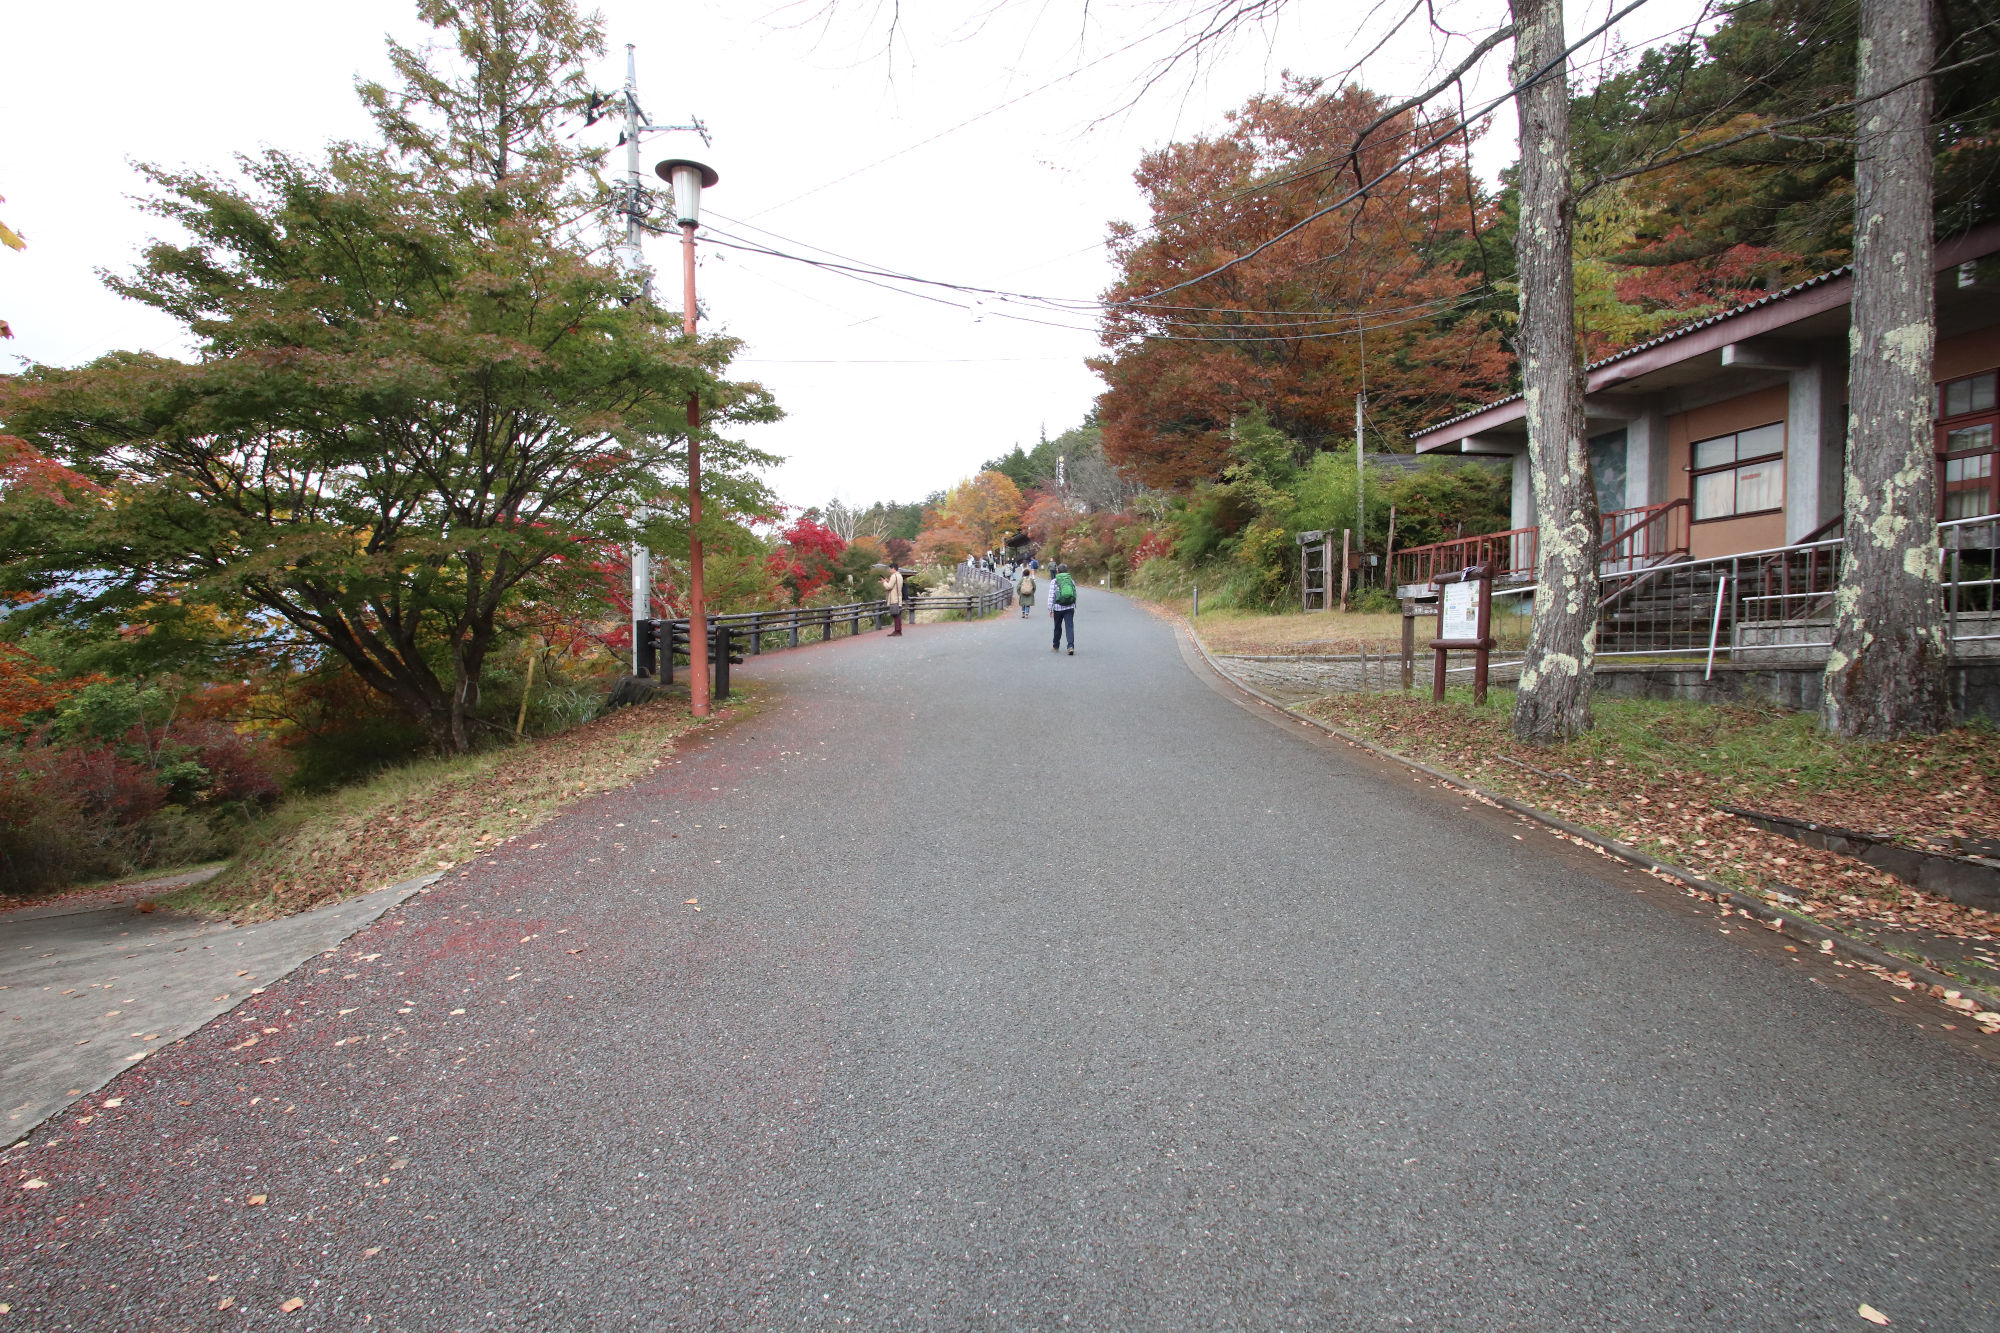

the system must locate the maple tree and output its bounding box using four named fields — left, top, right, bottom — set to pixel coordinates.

left=0, top=644, right=92, bottom=738
left=0, top=0, right=777, bottom=754
left=934, top=471, right=1025, bottom=552
left=1093, top=76, right=1510, bottom=490
left=1570, top=0, right=2000, bottom=289
left=766, top=516, right=849, bottom=602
